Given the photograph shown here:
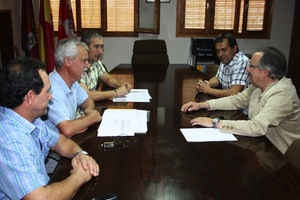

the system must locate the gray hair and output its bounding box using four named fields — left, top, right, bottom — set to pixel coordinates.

left=55, top=38, right=89, bottom=68
left=81, top=30, right=103, bottom=46
left=256, top=47, right=287, bottom=79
